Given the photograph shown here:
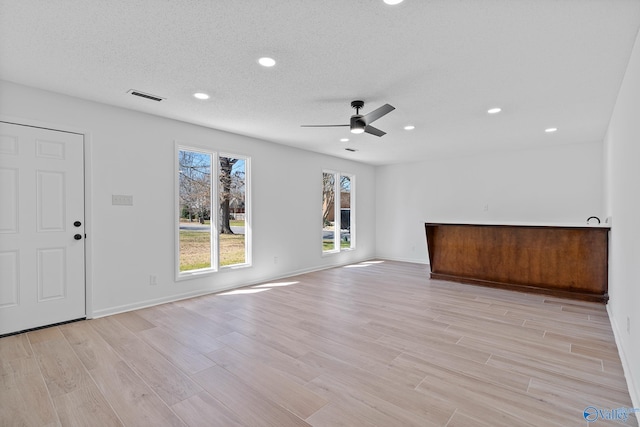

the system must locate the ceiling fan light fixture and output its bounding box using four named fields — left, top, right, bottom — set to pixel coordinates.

left=350, top=118, right=366, bottom=134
